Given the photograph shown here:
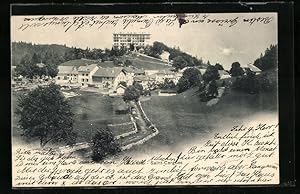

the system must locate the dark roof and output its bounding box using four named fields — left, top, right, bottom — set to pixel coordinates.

left=78, top=64, right=98, bottom=72
left=123, top=67, right=135, bottom=73
left=134, top=75, right=155, bottom=82
left=98, top=61, right=114, bottom=68
left=133, top=68, right=145, bottom=74
left=156, top=69, right=174, bottom=75
left=160, top=89, right=177, bottom=93
left=58, top=66, right=77, bottom=74
left=93, top=67, right=124, bottom=78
